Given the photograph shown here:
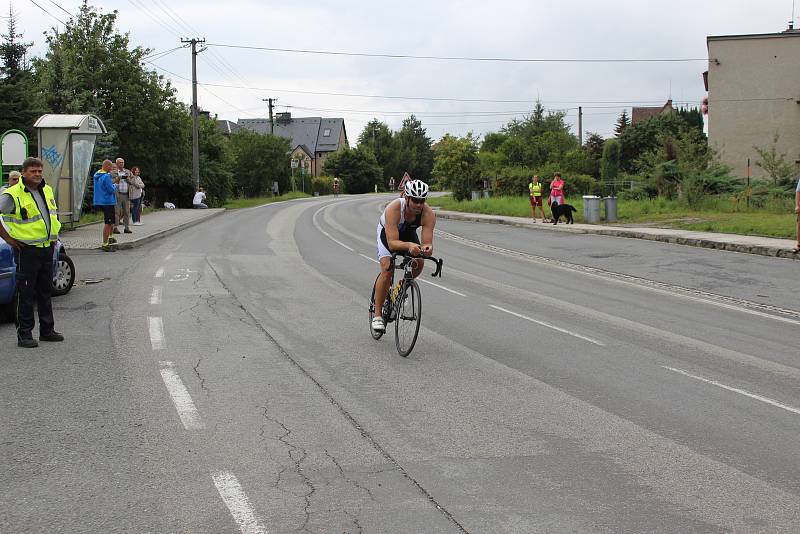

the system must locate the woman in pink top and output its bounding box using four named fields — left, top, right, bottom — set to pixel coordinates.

left=549, top=172, right=565, bottom=206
